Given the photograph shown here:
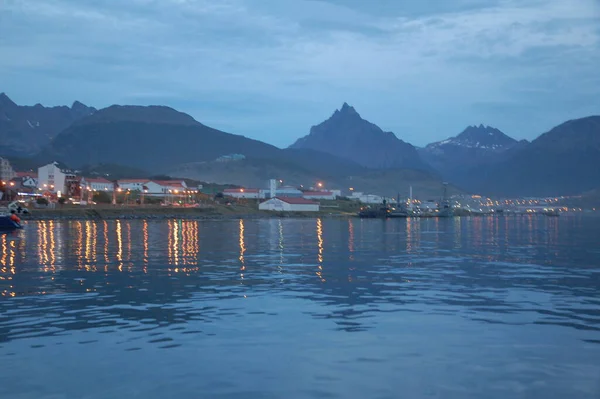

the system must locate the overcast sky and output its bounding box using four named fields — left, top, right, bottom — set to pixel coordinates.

left=1, top=0, right=599, bottom=147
